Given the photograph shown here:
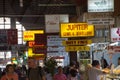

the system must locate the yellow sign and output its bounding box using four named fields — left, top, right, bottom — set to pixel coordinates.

left=28, top=48, right=44, bottom=57
left=23, top=30, right=44, bottom=41
left=60, top=23, right=94, bottom=37
left=62, top=40, right=92, bottom=46
left=65, top=46, right=90, bottom=51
